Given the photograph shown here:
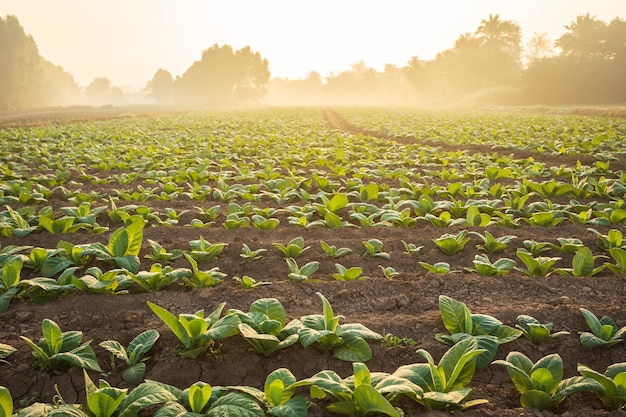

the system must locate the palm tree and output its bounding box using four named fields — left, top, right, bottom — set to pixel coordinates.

left=475, top=14, right=522, bottom=57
